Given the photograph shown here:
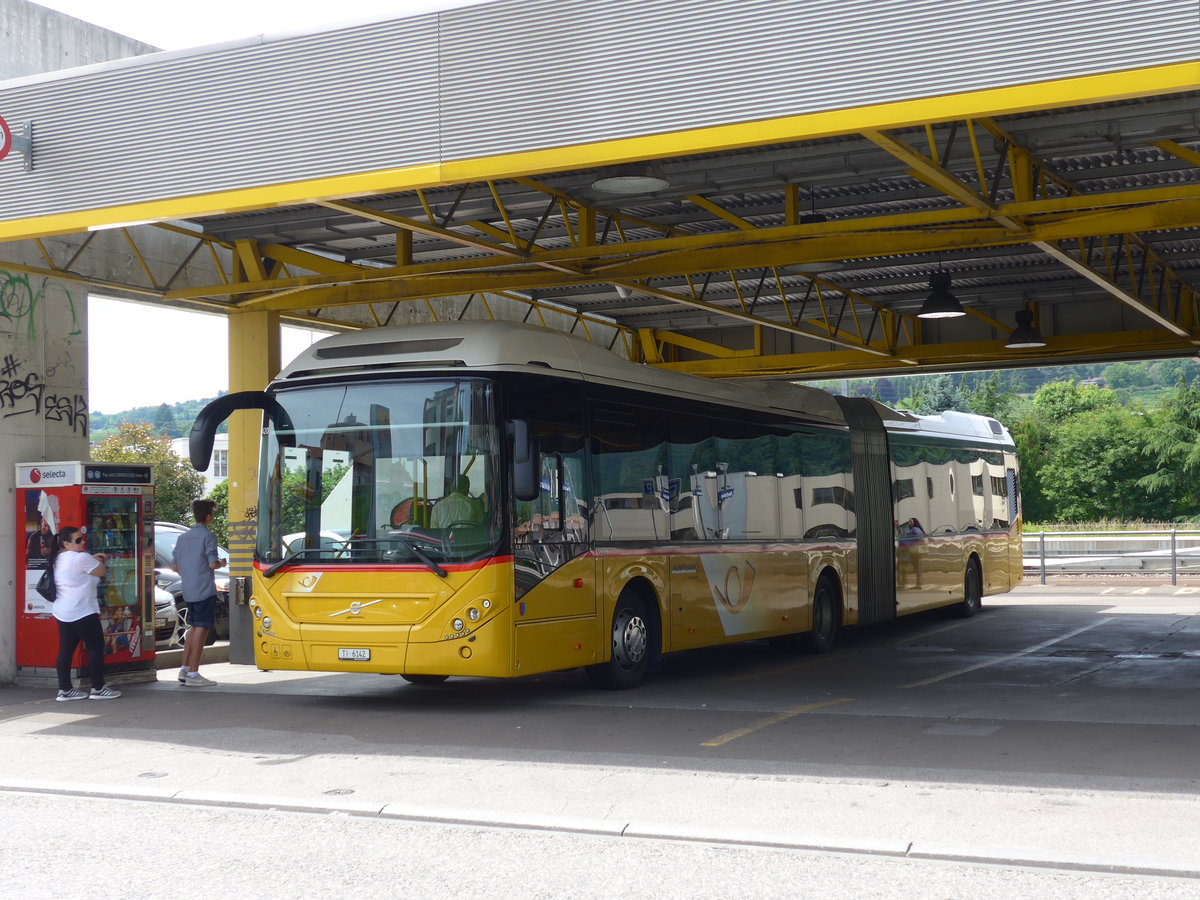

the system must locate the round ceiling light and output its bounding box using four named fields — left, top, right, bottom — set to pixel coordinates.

left=591, top=165, right=670, bottom=194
